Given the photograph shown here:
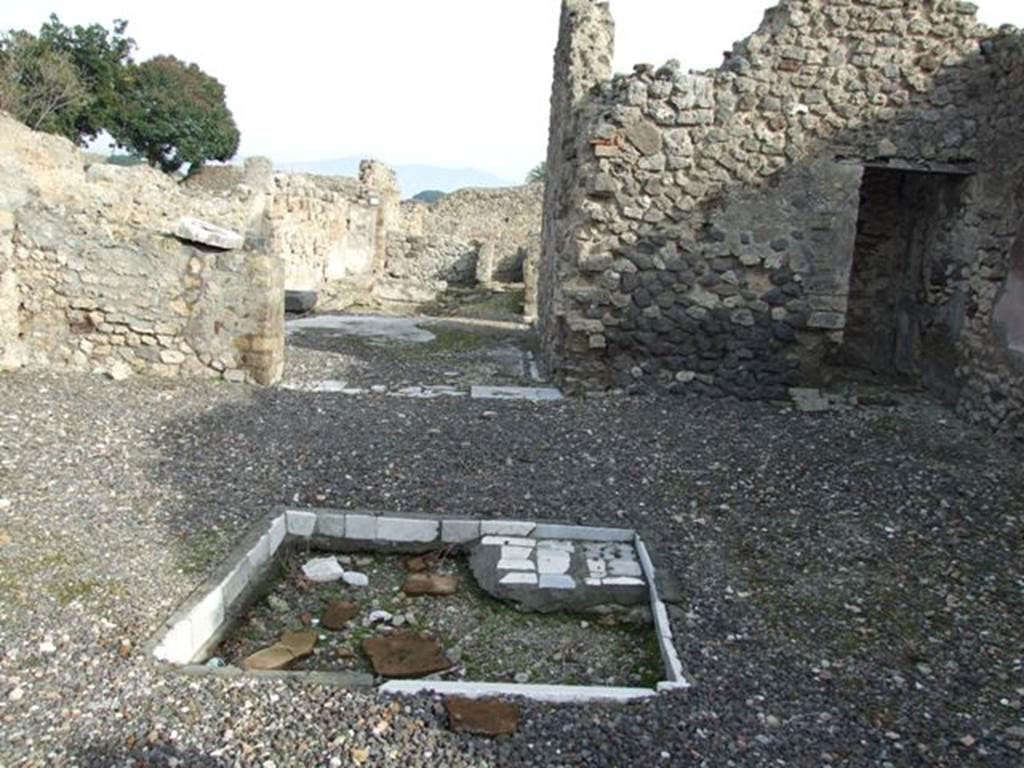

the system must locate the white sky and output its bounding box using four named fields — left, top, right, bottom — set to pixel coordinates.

left=4, top=1, right=1023, bottom=183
